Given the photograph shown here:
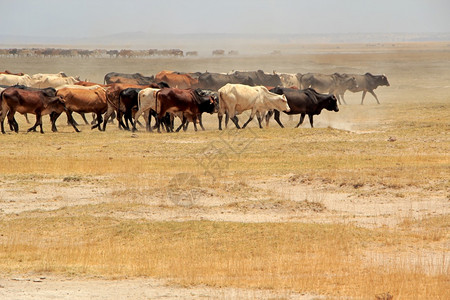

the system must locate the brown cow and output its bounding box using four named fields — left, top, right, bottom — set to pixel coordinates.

left=74, top=80, right=110, bottom=87
left=155, top=88, right=217, bottom=133
left=103, top=72, right=155, bottom=85
left=155, top=71, right=198, bottom=89
left=56, top=87, right=107, bottom=130
left=0, top=87, right=79, bottom=134
left=0, top=70, right=25, bottom=76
